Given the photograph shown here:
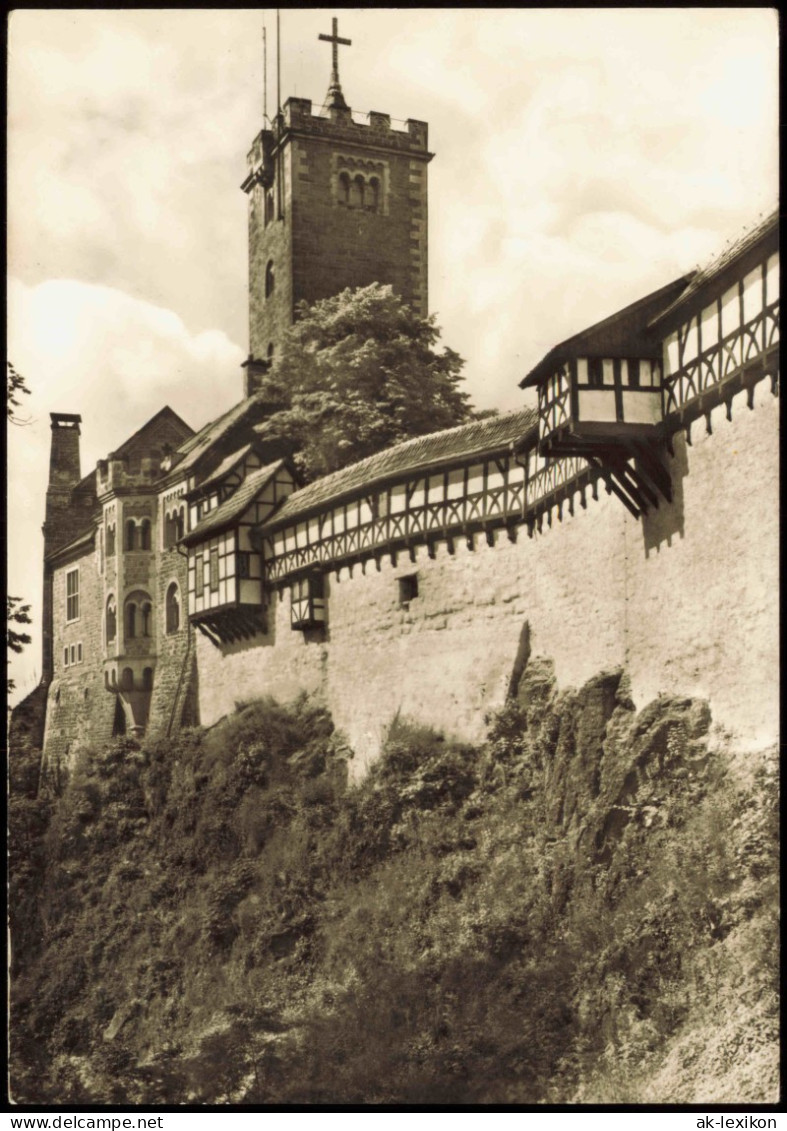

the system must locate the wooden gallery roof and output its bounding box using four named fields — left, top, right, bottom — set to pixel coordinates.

left=259, top=408, right=537, bottom=532
left=183, top=460, right=286, bottom=545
